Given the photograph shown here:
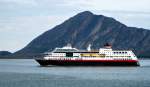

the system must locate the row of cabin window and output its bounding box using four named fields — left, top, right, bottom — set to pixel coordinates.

left=113, top=58, right=132, bottom=60
left=113, top=52, right=127, bottom=54
left=52, top=58, right=72, bottom=60
left=100, top=52, right=127, bottom=54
